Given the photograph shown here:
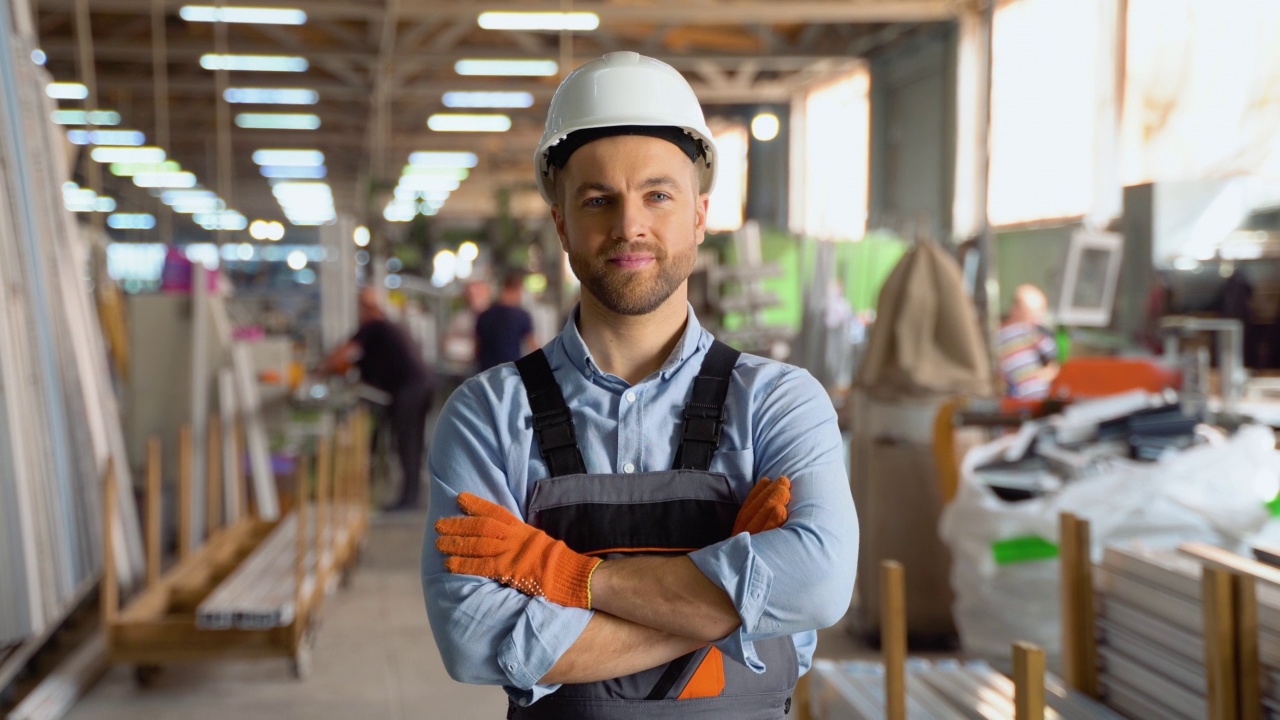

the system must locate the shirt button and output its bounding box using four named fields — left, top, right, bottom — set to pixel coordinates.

left=623, top=462, right=635, bottom=473
left=625, top=391, right=637, bottom=403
